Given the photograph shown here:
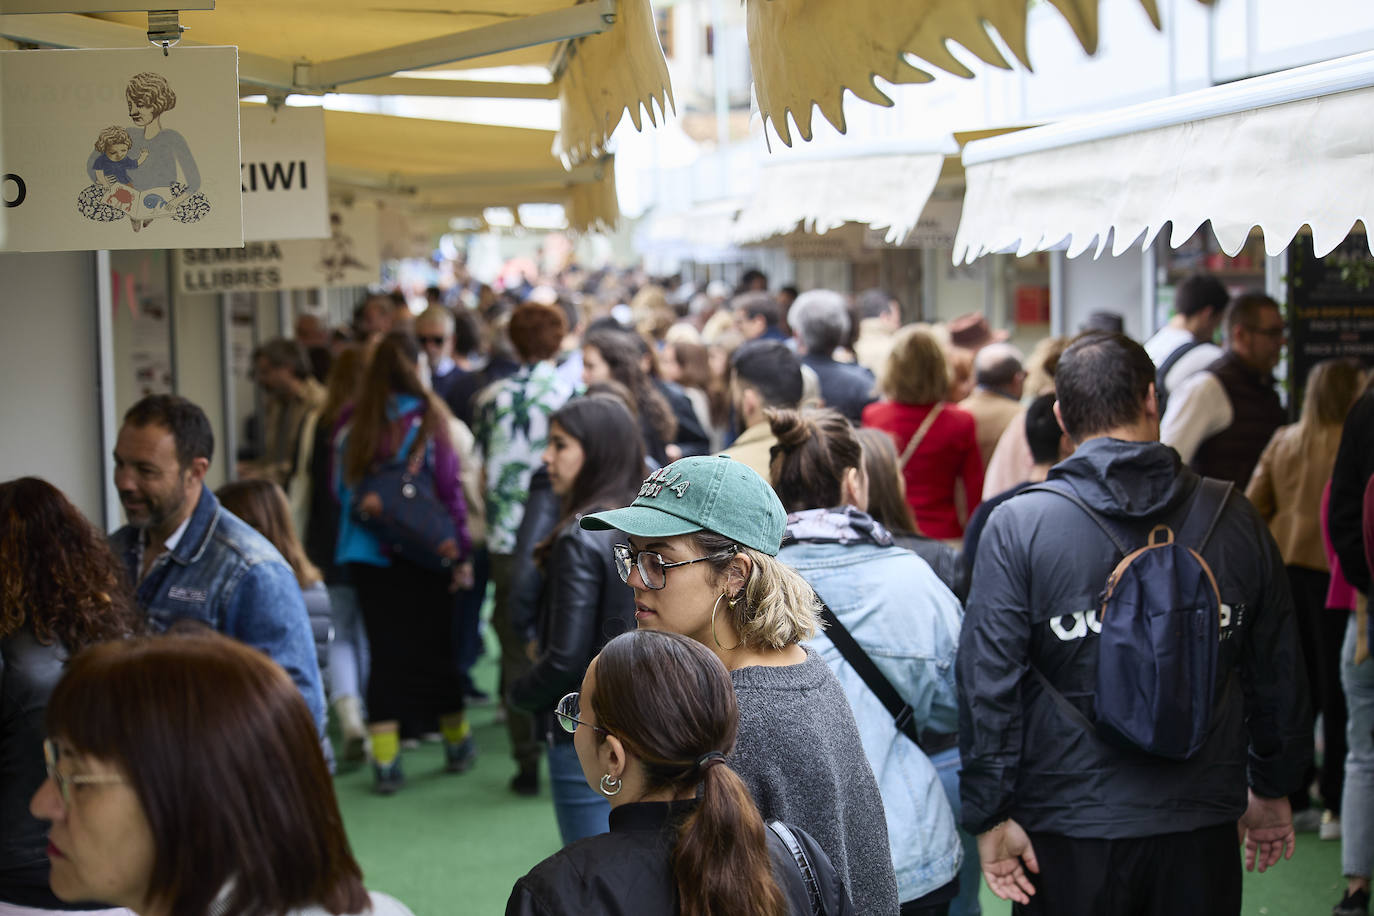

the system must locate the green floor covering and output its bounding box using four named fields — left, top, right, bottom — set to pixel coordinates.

left=334, top=641, right=1350, bottom=914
